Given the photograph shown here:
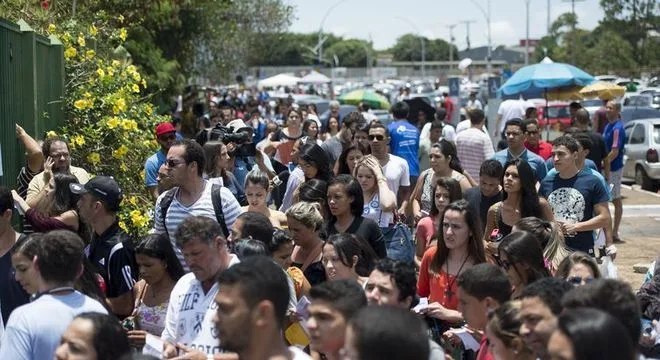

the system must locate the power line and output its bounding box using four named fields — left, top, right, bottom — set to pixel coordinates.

left=461, top=20, right=476, bottom=50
